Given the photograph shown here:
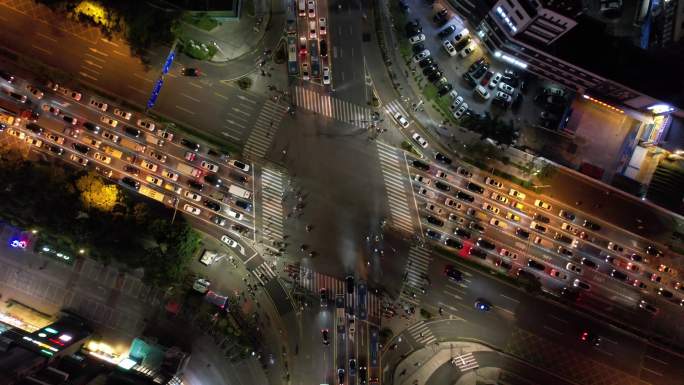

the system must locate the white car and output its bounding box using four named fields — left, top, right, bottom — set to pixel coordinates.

left=183, top=204, right=202, bottom=215
left=146, top=175, right=163, bottom=186
left=419, top=188, right=436, bottom=199
left=113, top=108, right=132, bottom=120
left=450, top=96, right=464, bottom=111
left=534, top=199, right=552, bottom=210
left=445, top=198, right=462, bottom=209
left=319, top=17, right=327, bottom=35
left=309, top=20, right=317, bottom=38
left=414, top=174, right=431, bottom=185
left=453, top=29, right=469, bottom=43
left=93, top=152, right=111, bottom=164
left=157, top=130, right=174, bottom=140
left=442, top=40, right=457, bottom=56
left=485, top=177, right=504, bottom=189
left=453, top=103, right=468, bottom=119
left=184, top=191, right=202, bottom=201
left=70, top=154, right=88, bottom=166
left=508, top=188, right=526, bottom=200
left=58, top=87, right=82, bottom=101
left=482, top=203, right=500, bottom=214
left=25, top=85, right=44, bottom=99
left=488, top=73, right=502, bottom=90
left=435, top=170, right=447, bottom=179
left=226, top=209, right=244, bottom=220
left=425, top=203, right=445, bottom=215
left=475, top=85, right=490, bottom=100
left=459, top=43, right=475, bottom=57
left=102, top=131, right=120, bottom=142
left=448, top=90, right=458, bottom=100
left=228, top=159, right=250, bottom=172
left=200, top=160, right=219, bottom=172
left=89, top=98, right=108, bottom=111
left=100, top=115, right=119, bottom=127
left=409, top=34, right=425, bottom=44
left=322, top=67, right=331, bottom=85
left=163, top=169, right=179, bottom=181
left=393, top=113, right=410, bottom=128
left=221, top=235, right=245, bottom=254
left=412, top=49, right=430, bottom=63
left=490, top=192, right=509, bottom=204
left=566, top=263, right=582, bottom=273
left=302, top=63, right=310, bottom=81
left=411, top=132, right=428, bottom=148
left=136, top=119, right=155, bottom=131
left=499, top=82, right=515, bottom=94
left=140, top=159, right=158, bottom=172
left=561, top=222, right=579, bottom=234
left=495, top=91, right=512, bottom=103
left=42, top=104, right=60, bottom=115
left=307, top=0, right=315, bottom=17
